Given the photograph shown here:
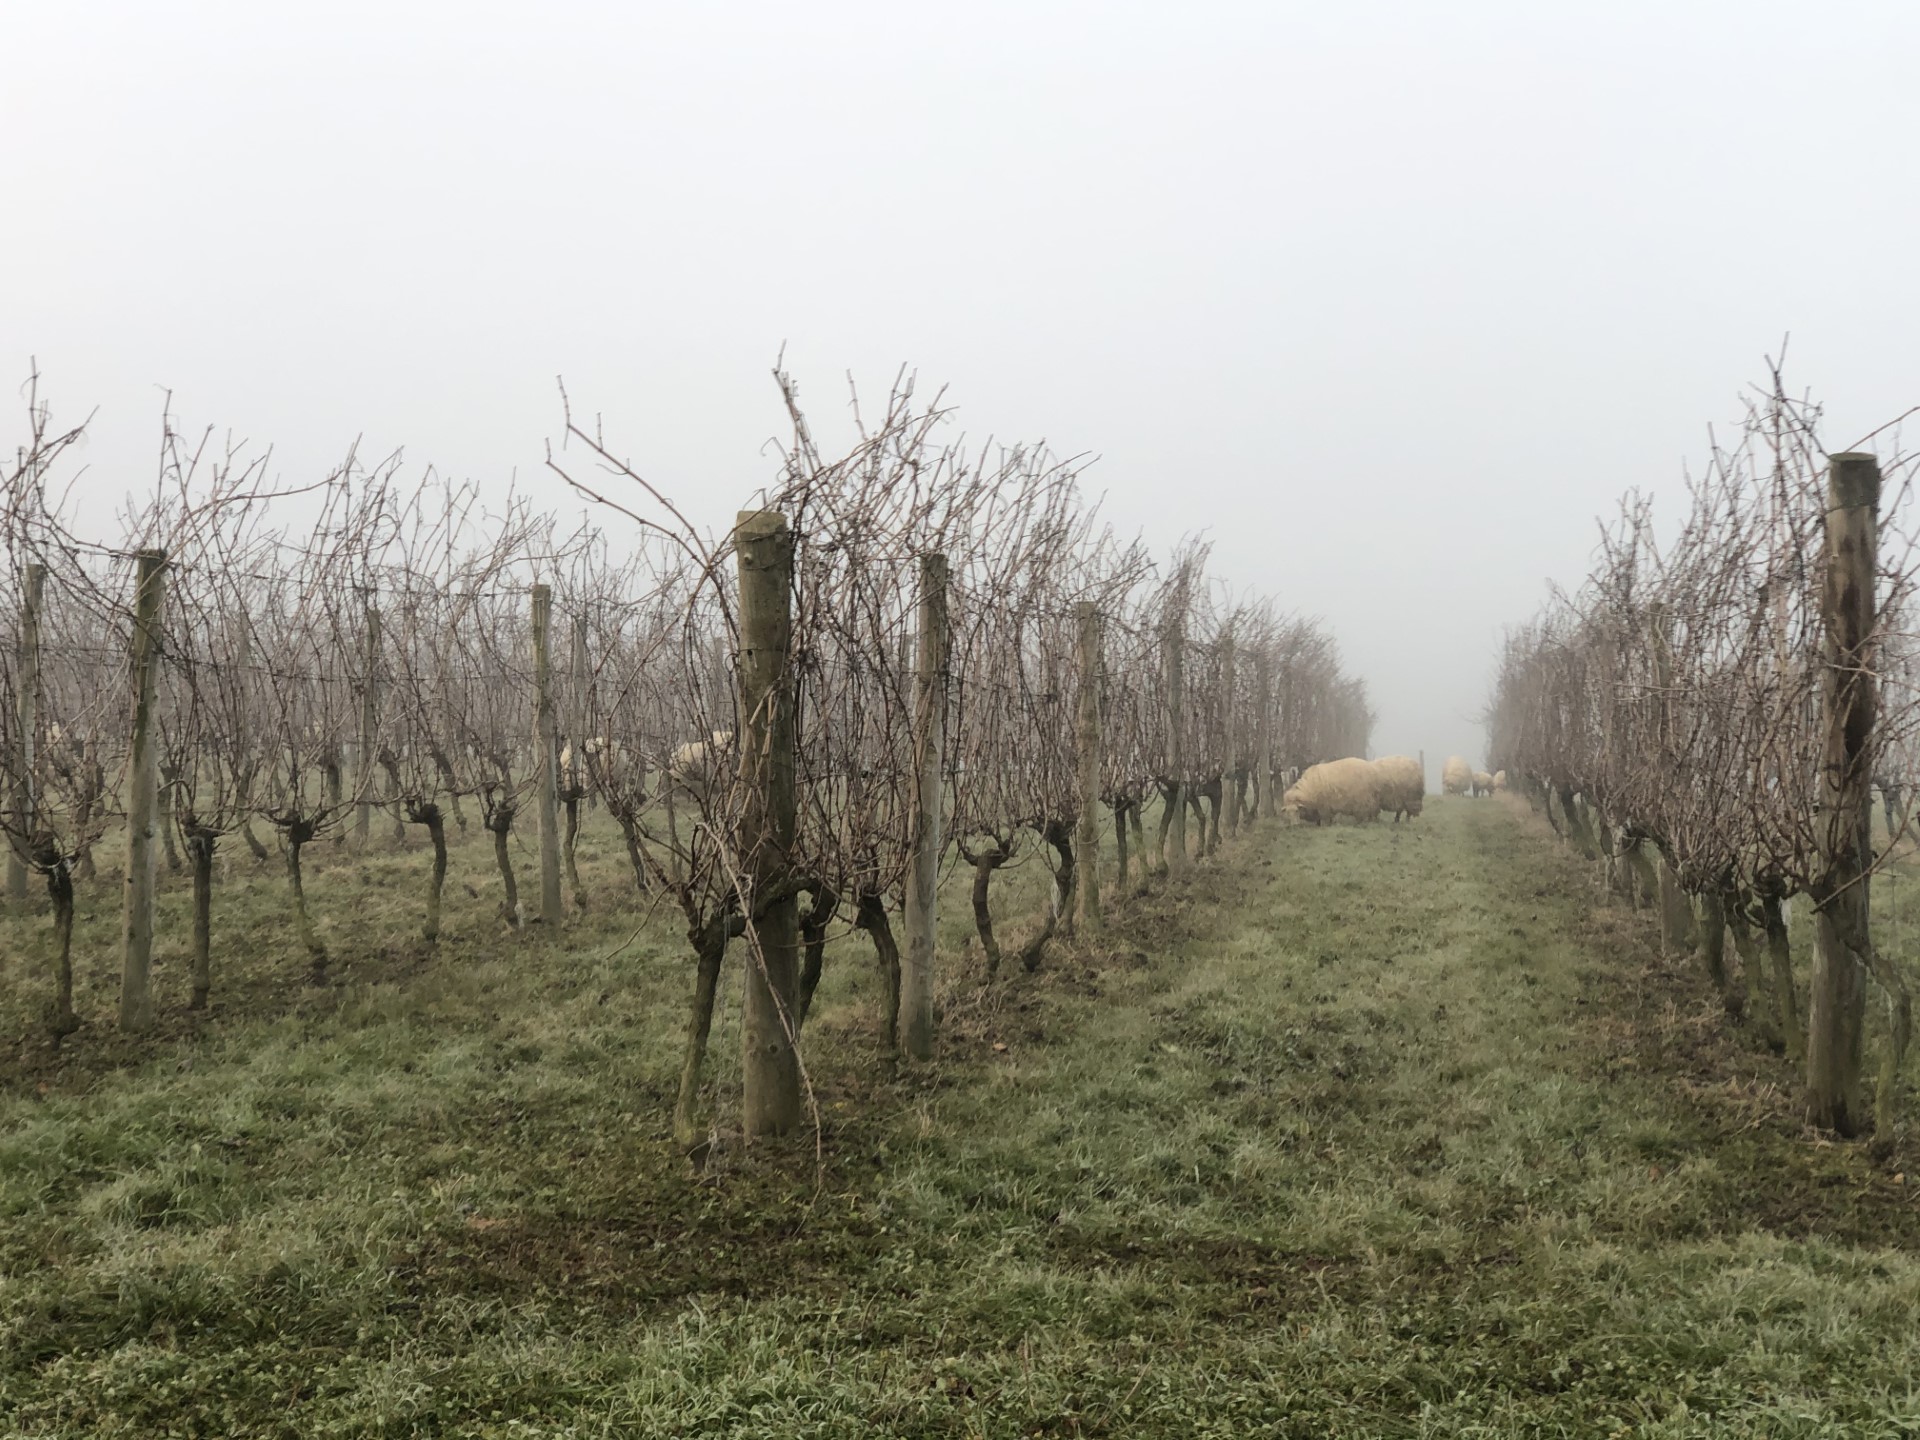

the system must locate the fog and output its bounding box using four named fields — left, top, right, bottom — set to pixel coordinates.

left=8, top=0, right=1920, bottom=778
